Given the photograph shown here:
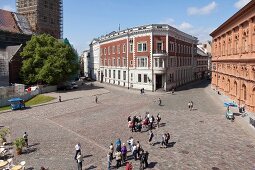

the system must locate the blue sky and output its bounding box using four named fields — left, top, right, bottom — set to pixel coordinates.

left=0, top=0, right=251, bottom=54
